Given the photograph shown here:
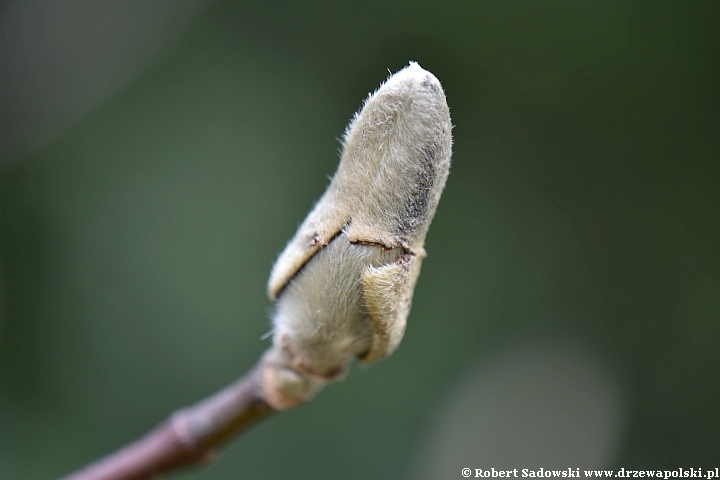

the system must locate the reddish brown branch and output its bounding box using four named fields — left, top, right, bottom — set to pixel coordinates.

left=61, top=345, right=328, bottom=480
left=61, top=357, right=276, bottom=480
